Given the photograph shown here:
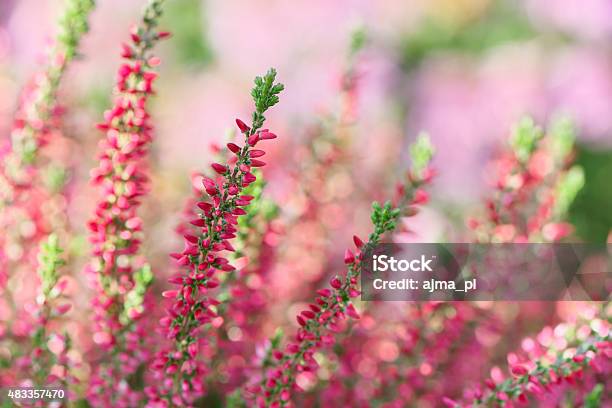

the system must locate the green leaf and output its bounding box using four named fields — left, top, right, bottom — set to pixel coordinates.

left=584, top=384, right=603, bottom=408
